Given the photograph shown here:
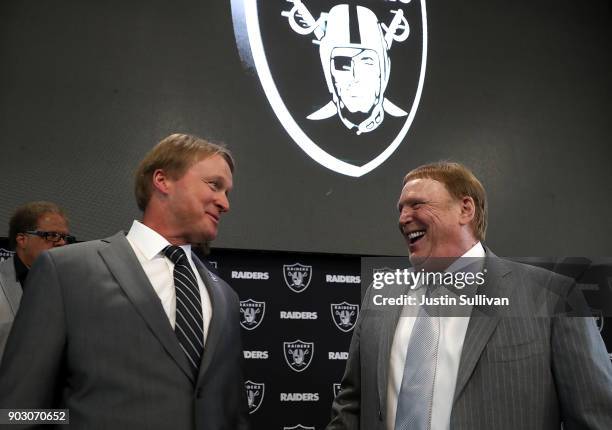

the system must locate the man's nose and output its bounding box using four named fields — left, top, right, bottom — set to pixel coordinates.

left=398, top=207, right=413, bottom=225
left=217, top=193, right=230, bottom=213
